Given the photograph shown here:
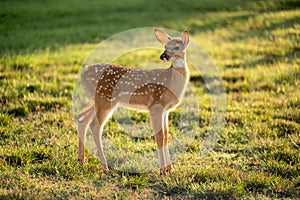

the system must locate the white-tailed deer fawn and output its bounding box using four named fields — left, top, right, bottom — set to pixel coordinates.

left=78, top=29, right=190, bottom=174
